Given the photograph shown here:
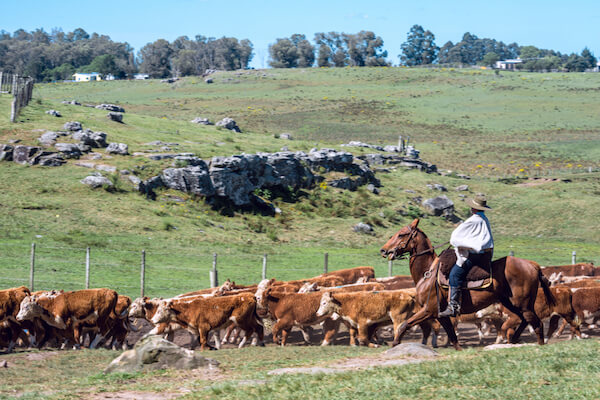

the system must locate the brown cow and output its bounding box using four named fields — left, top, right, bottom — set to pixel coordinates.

left=563, top=287, right=600, bottom=337
left=0, top=286, right=31, bottom=352
left=315, top=266, right=375, bottom=284
left=541, top=263, right=598, bottom=278
left=151, top=293, right=263, bottom=350
left=17, top=288, right=118, bottom=349
left=316, top=289, right=415, bottom=347
left=369, top=275, right=415, bottom=290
